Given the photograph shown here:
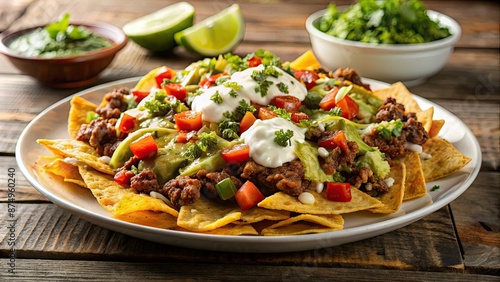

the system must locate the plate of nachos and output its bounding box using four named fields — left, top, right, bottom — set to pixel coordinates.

left=17, top=50, right=479, bottom=252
